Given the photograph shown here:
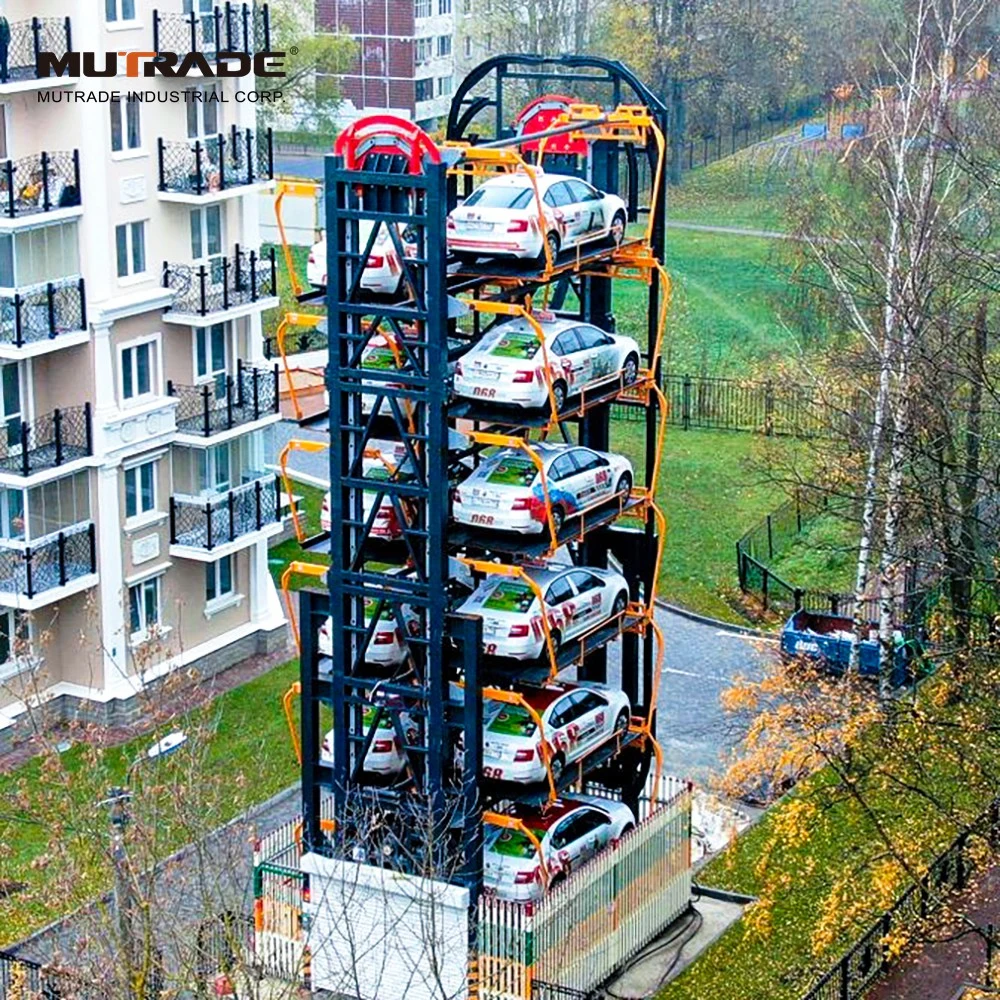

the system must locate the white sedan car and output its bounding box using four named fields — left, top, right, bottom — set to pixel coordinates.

left=453, top=316, right=641, bottom=411
left=457, top=563, right=630, bottom=660
left=321, top=449, right=418, bottom=540
left=447, top=171, right=628, bottom=263
left=307, top=221, right=416, bottom=294
left=481, top=680, right=631, bottom=784
left=454, top=442, right=633, bottom=535
left=320, top=701, right=418, bottom=777
left=319, top=596, right=420, bottom=666
left=484, top=794, right=636, bottom=901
